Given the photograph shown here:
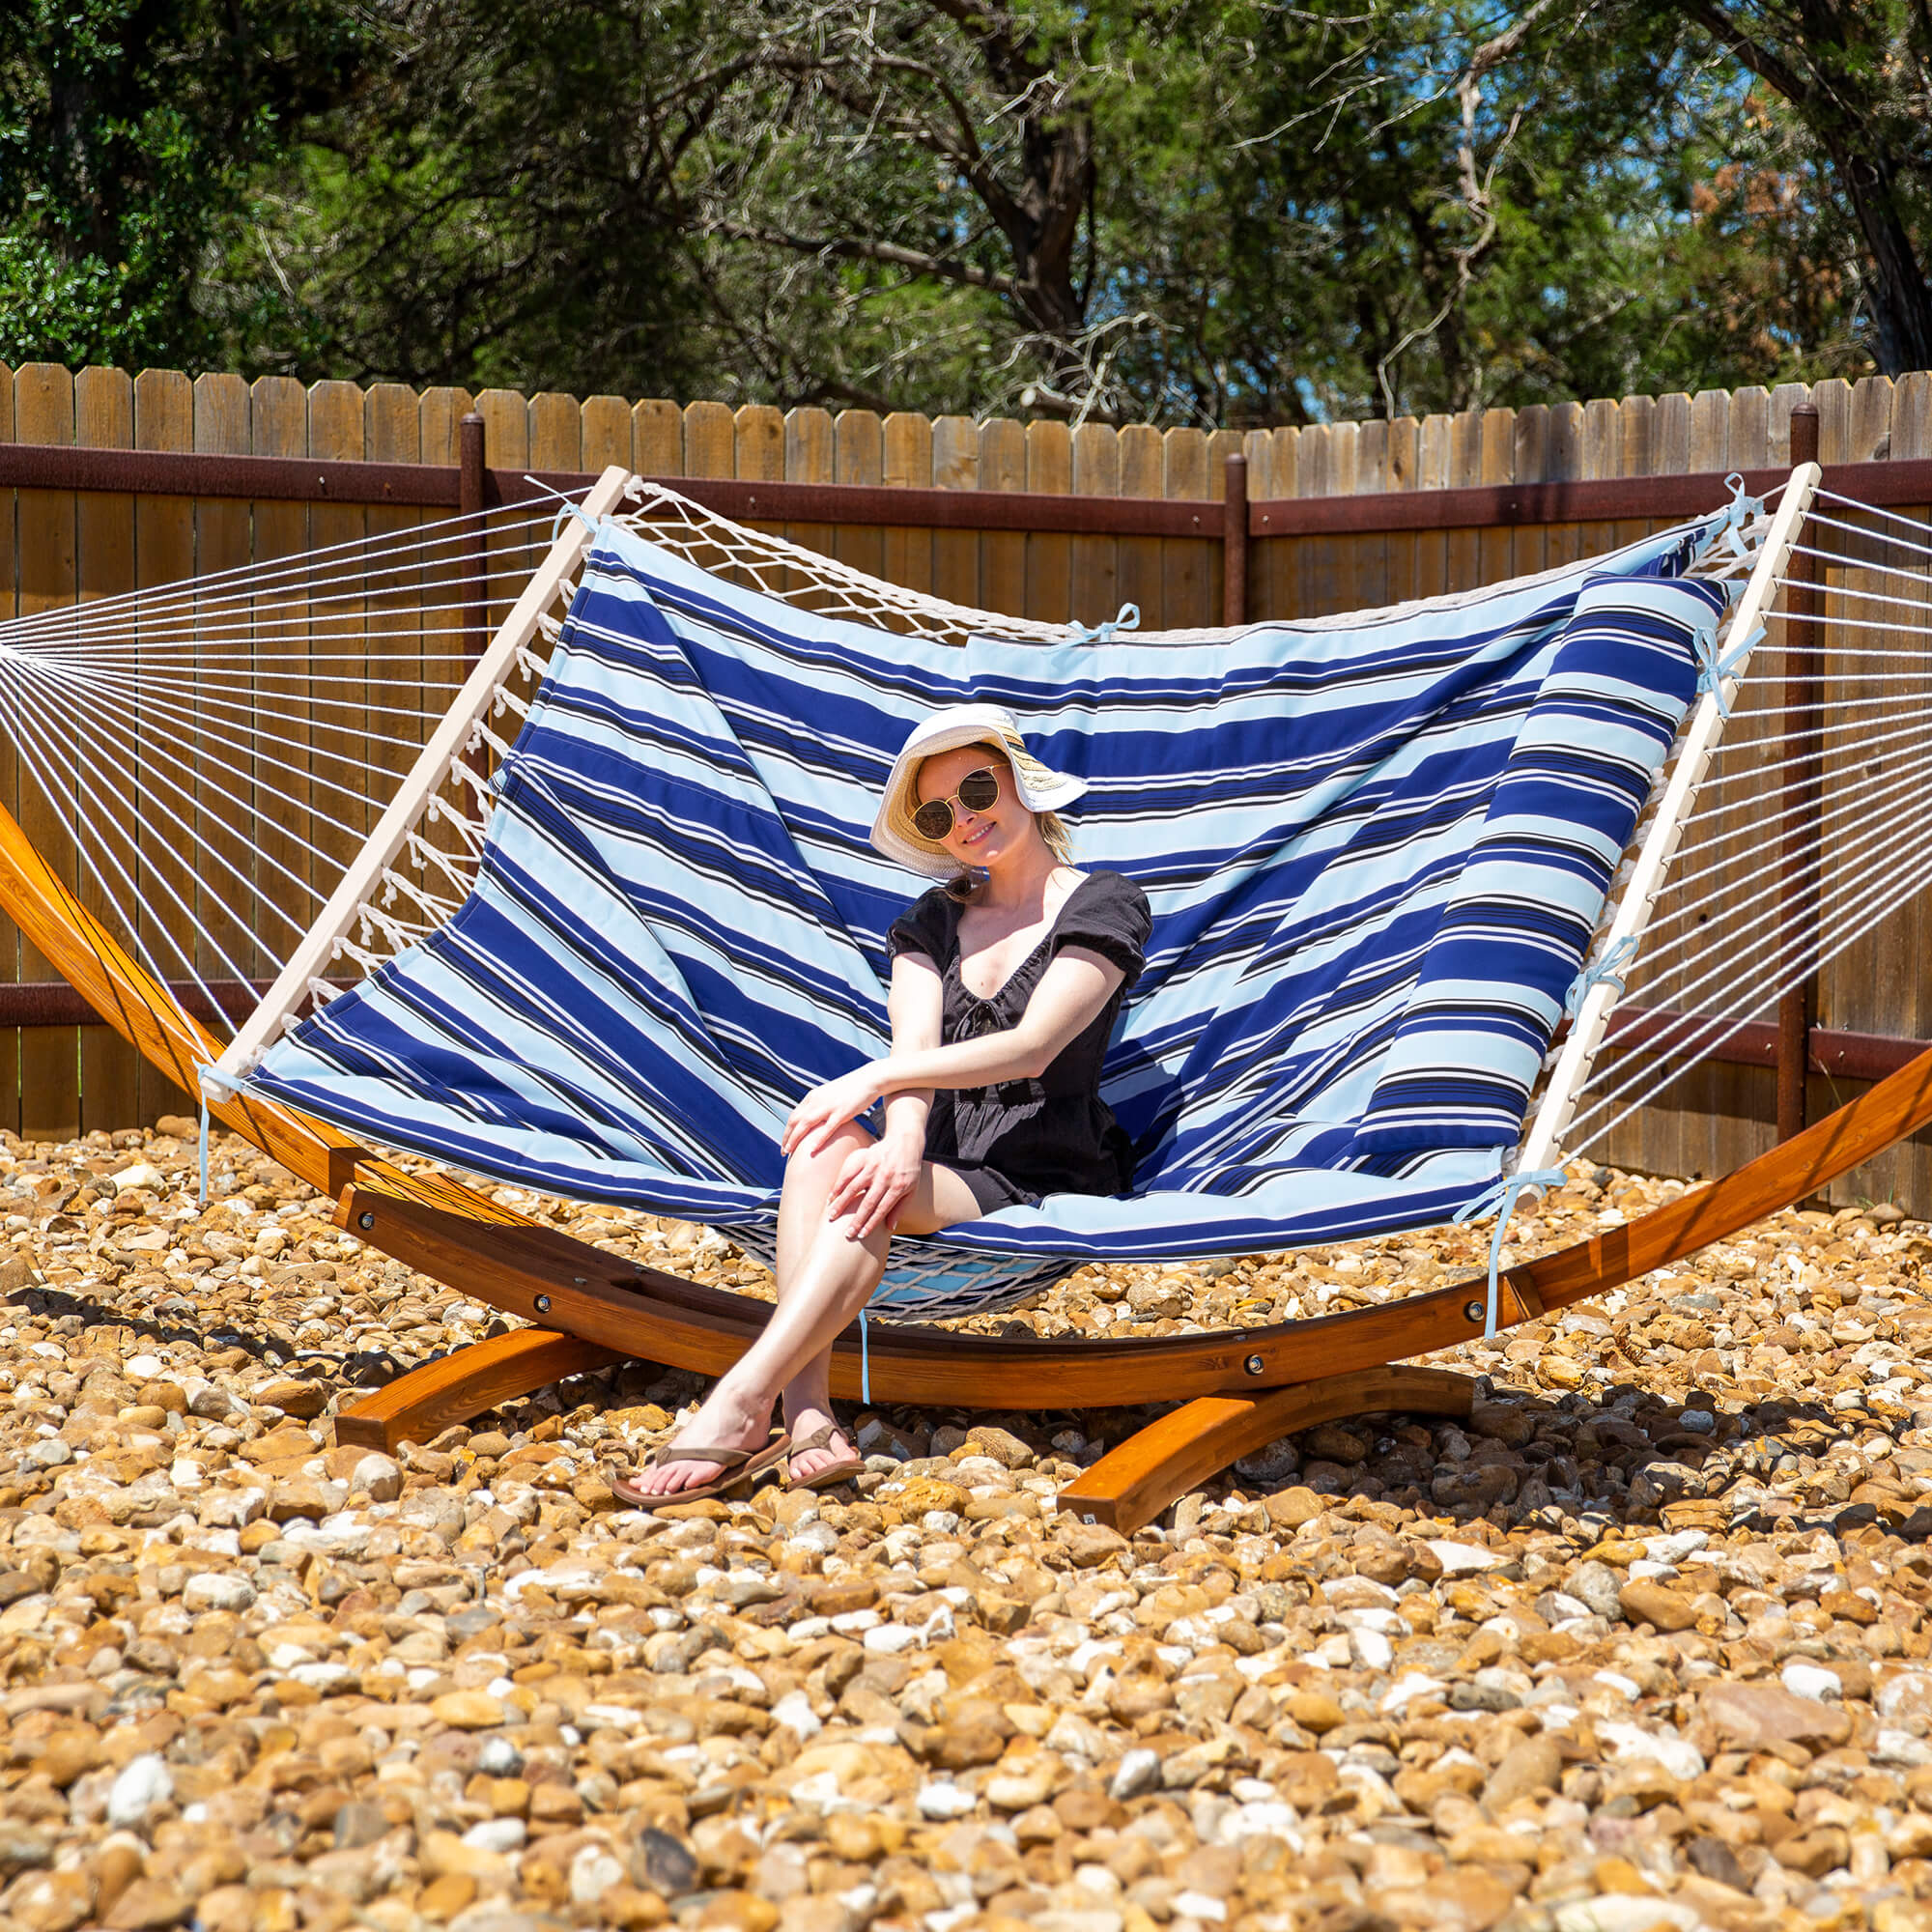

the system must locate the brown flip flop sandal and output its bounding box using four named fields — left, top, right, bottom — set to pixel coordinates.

left=784, top=1424, right=866, bottom=1492
left=611, top=1430, right=791, bottom=1511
